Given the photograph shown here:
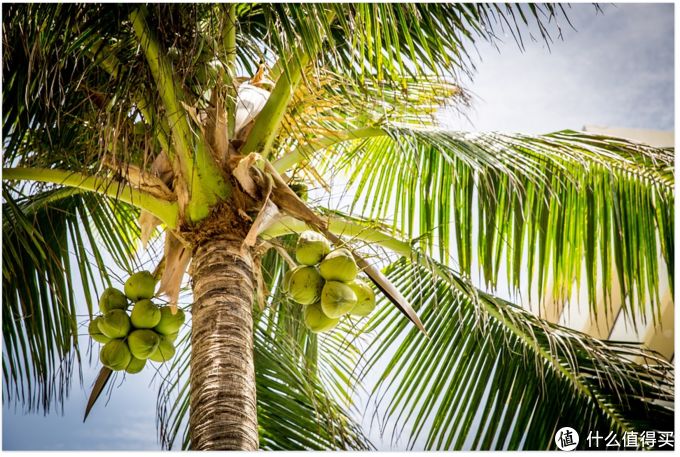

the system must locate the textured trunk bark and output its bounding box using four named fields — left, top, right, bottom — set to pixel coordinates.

left=189, top=232, right=258, bottom=450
